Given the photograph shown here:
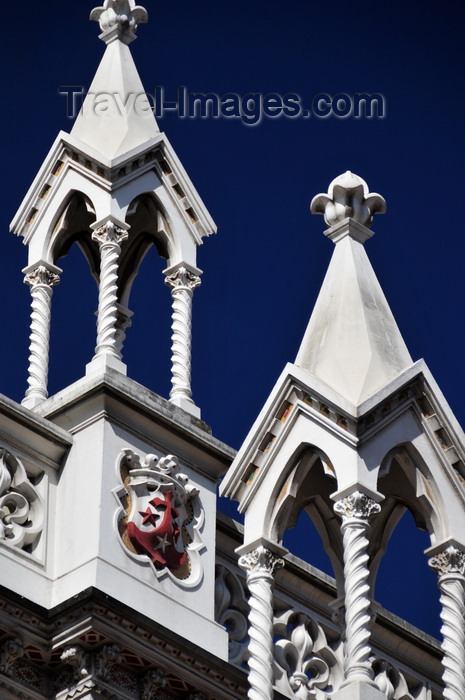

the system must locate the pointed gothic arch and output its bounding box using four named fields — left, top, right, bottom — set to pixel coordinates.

left=267, top=444, right=344, bottom=590
left=118, top=192, right=173, bottom=308
left=48, top=191, right=97, bottom=276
